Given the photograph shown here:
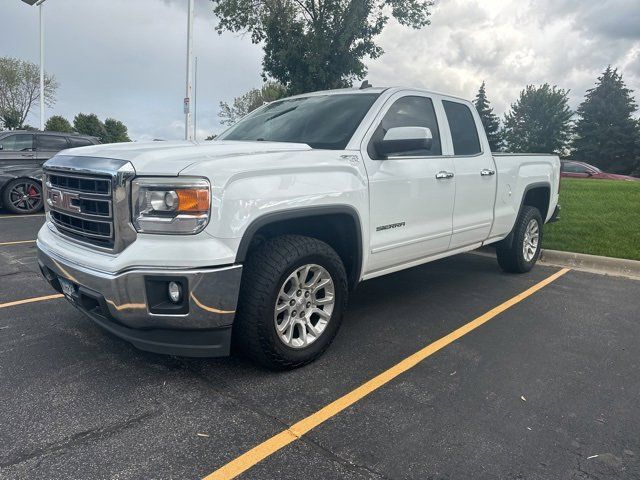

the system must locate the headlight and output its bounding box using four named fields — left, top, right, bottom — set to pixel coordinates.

left=132, top=177, right=210, bottom=234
